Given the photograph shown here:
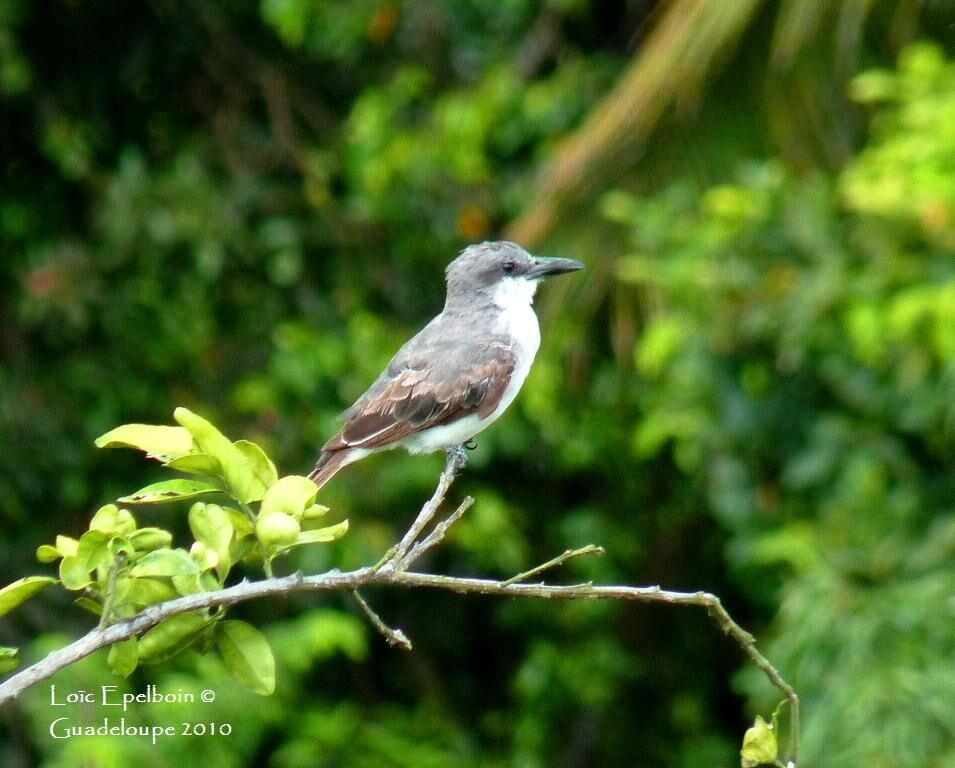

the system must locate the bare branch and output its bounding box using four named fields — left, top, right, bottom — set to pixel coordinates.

left=400, top=495, right=474, bottom=567
left=0, top=452, right=799, bottom=764
left=350, top=590, right=412, bottom=651
left=501, top=544, right=604, bottom=587
left=392, top=569, right=800, bottom=763
left=375, top=445, right=469, bottom=571
left=0, top=563, right=799, bottom=763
